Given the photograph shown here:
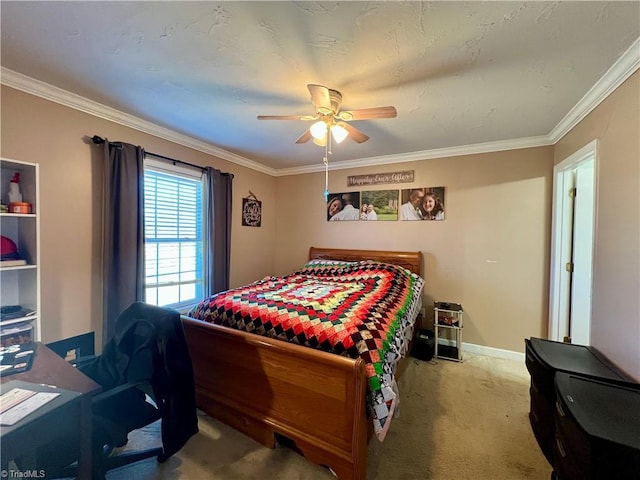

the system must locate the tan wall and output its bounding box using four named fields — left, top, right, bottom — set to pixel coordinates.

left=1, top=86, right=277, bottom=346
left=2, top=70, right=637, bottom=371
left=554, top=72, right=640, bottom=379
left=274, top=147, right=555, bottom=353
